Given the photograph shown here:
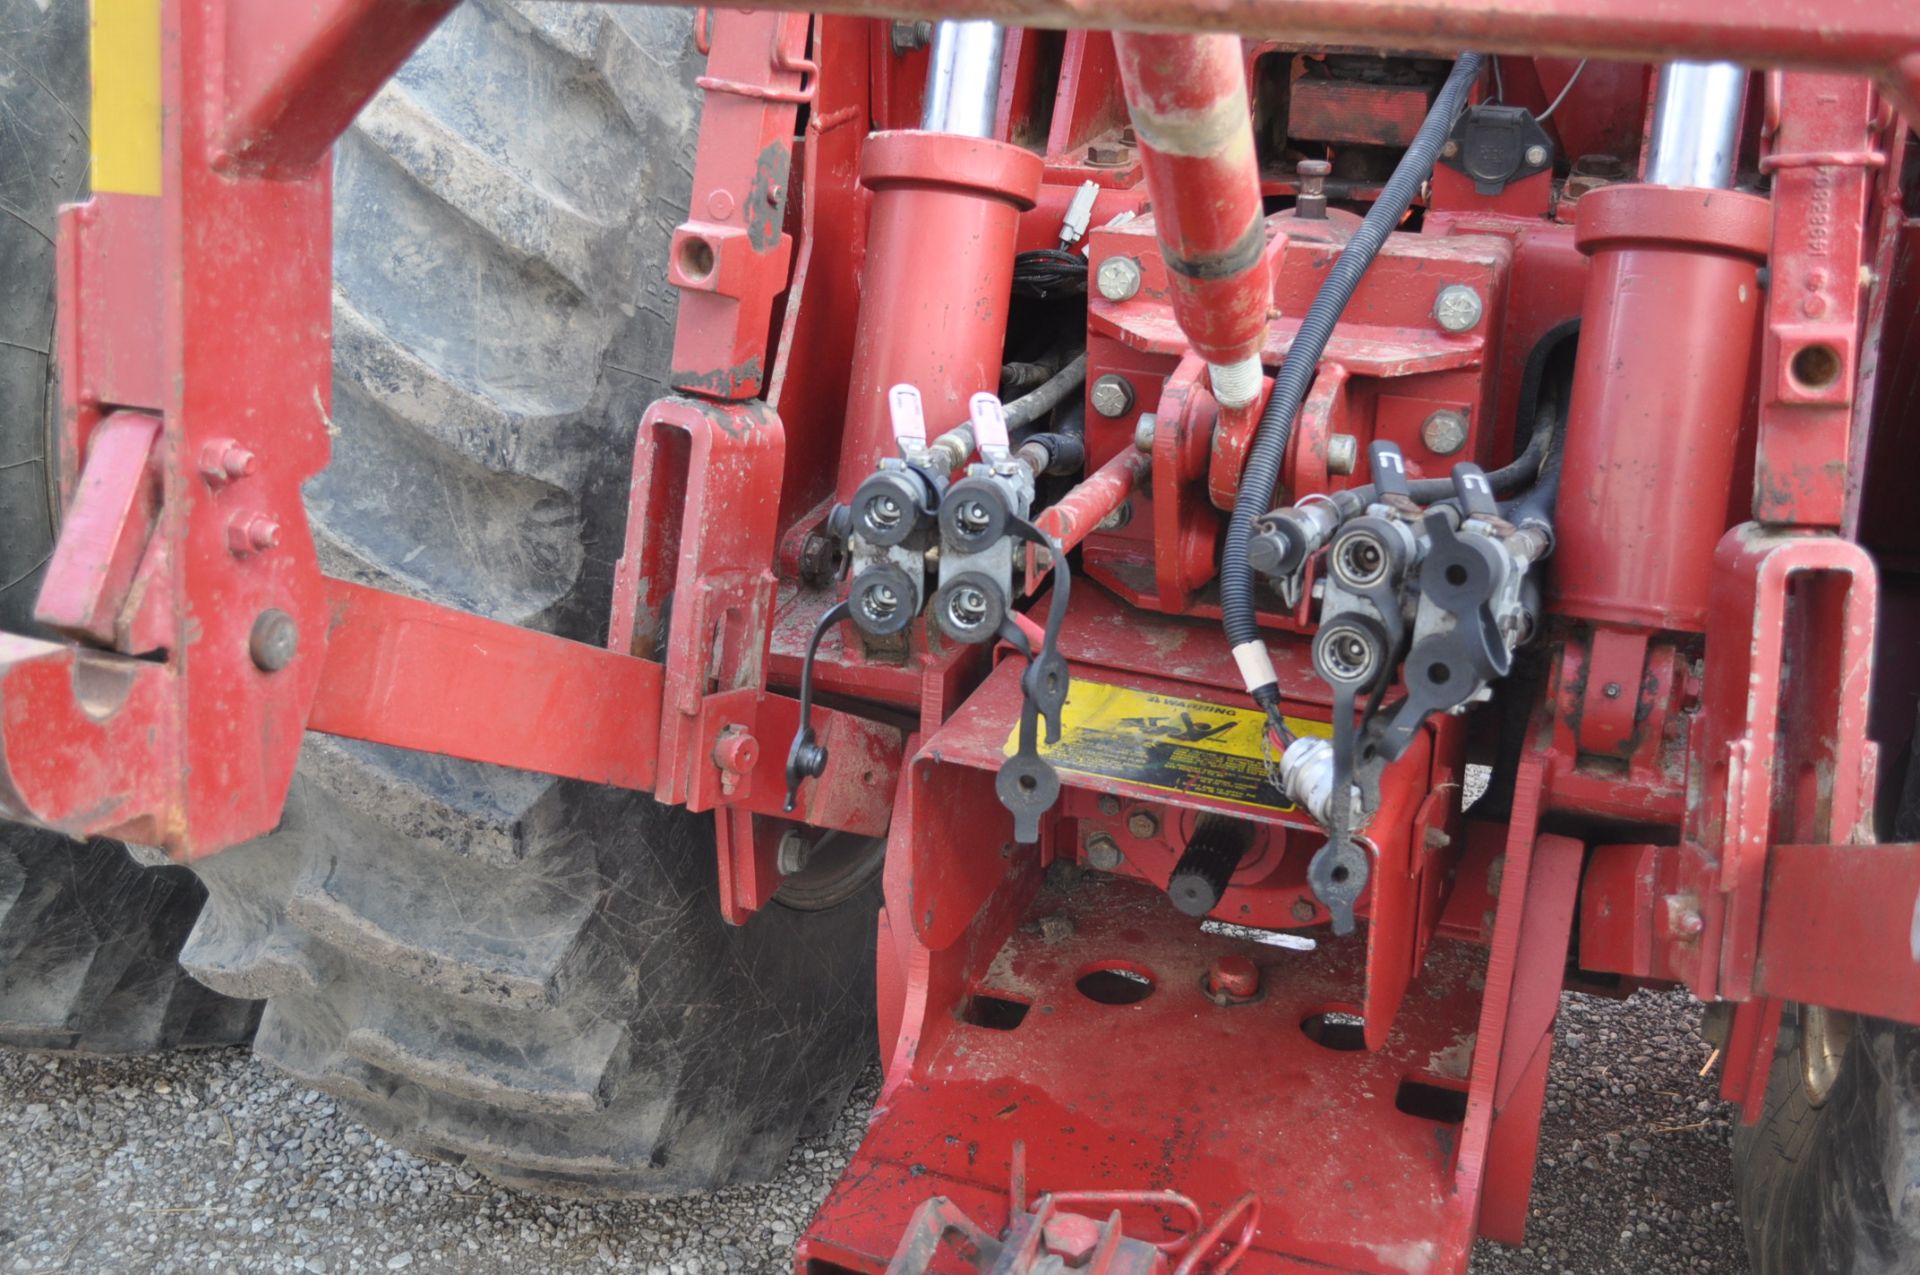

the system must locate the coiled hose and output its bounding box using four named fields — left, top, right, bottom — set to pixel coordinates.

left=1221, top=51, right=1486, bottom=712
